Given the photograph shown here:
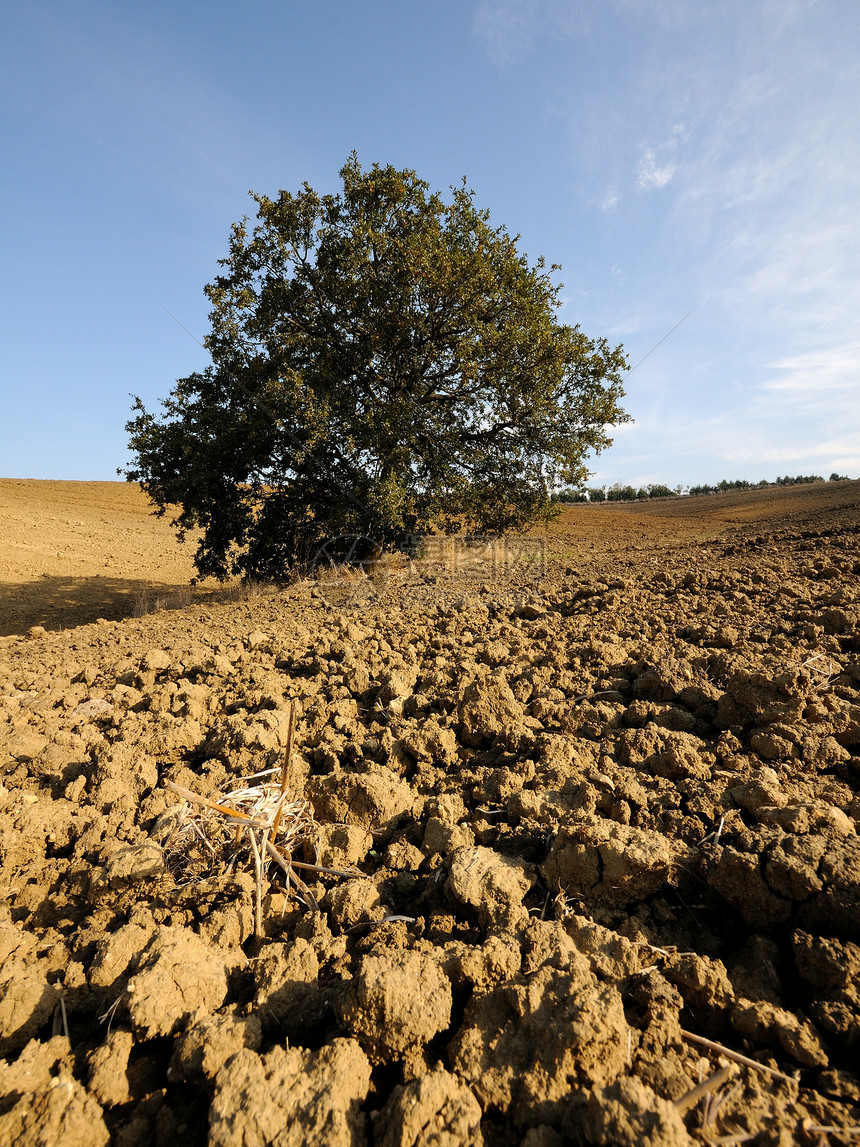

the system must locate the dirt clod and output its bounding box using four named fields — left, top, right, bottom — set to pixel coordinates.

left=374, top=1067, right=483, bottom=1147
left=338, top=950, right=452, bottom=1065
left=125, top=925, right=237, bottom=1039
left=209, top=1039, right=371, bottom=1147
